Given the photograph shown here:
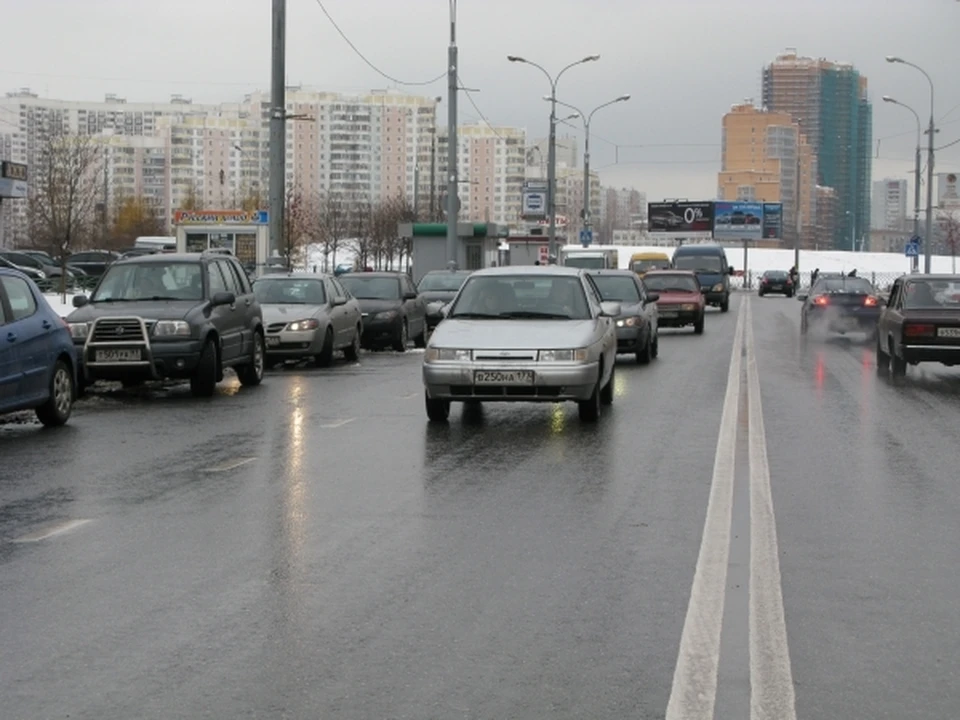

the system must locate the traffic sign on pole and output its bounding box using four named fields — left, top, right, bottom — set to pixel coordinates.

left=579, top=228, right=593, bottom=246
left=905, top=239, right=920, bottom=257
